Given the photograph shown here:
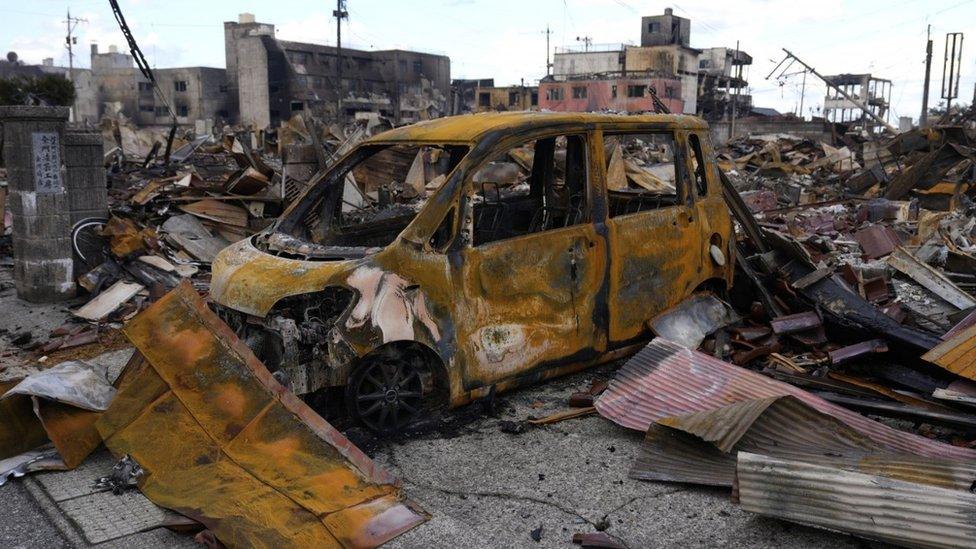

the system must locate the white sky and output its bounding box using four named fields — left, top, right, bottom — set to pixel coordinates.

left=3, top=0, right=975, bottom=122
